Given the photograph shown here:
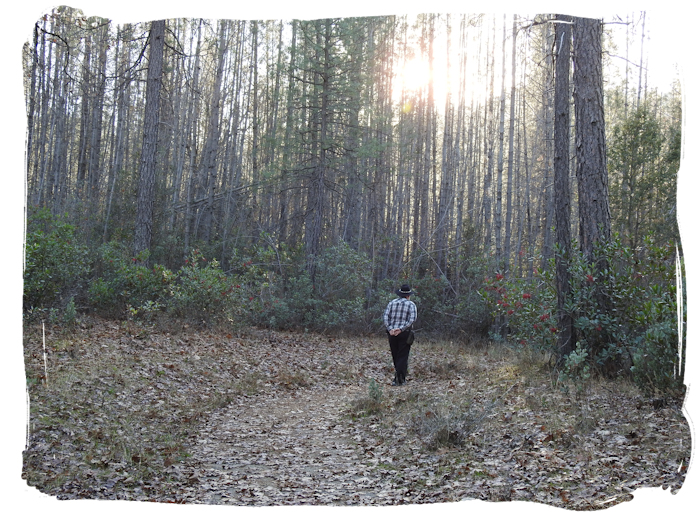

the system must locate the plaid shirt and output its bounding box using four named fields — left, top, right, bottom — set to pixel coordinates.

left=383, top=297, right=417, bottom=332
